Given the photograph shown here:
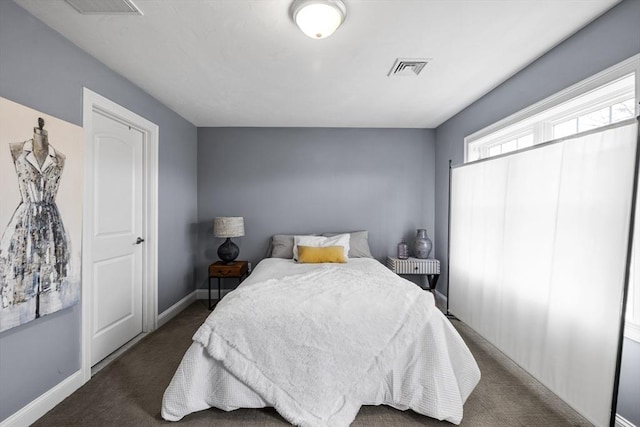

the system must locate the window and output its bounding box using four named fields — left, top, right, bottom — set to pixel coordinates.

left=466, top=56, right=638, bottom=163
left=552, top=99, right=635, bottom=137
left=464, top=55, right=640, bottom=341
left=549, top=77, right=635, bottom=139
